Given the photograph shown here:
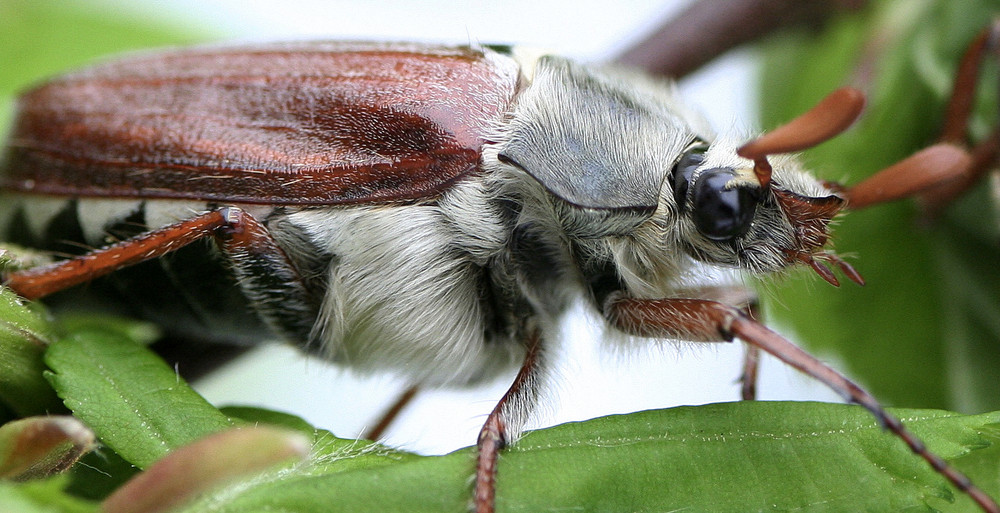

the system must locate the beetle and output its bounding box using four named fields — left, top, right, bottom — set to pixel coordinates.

left=0, top=39, right=996, bottom=512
